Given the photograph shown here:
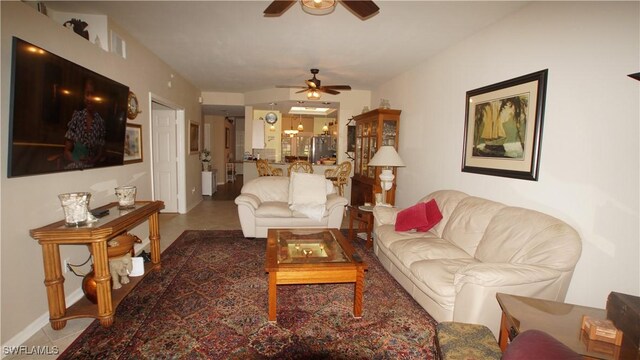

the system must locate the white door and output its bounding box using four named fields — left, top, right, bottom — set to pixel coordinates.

left=152, top=107, right=178, bottom=212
